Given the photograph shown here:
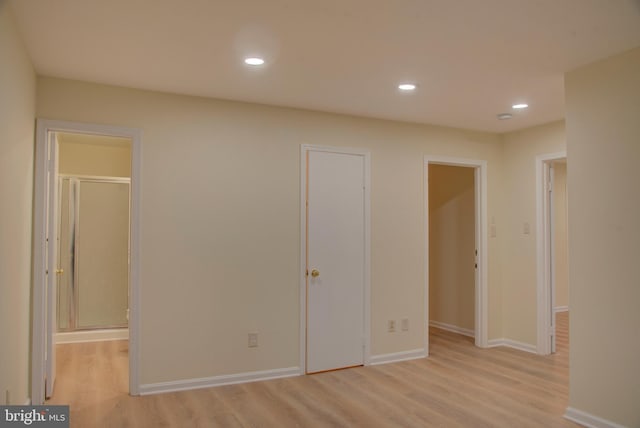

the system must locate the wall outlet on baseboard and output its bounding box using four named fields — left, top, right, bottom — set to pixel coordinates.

left=248, top=332, right=258, bottom=348
left=387, top=320, right=396, bottom=333
left=401, top=318, right=409, bottom=331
